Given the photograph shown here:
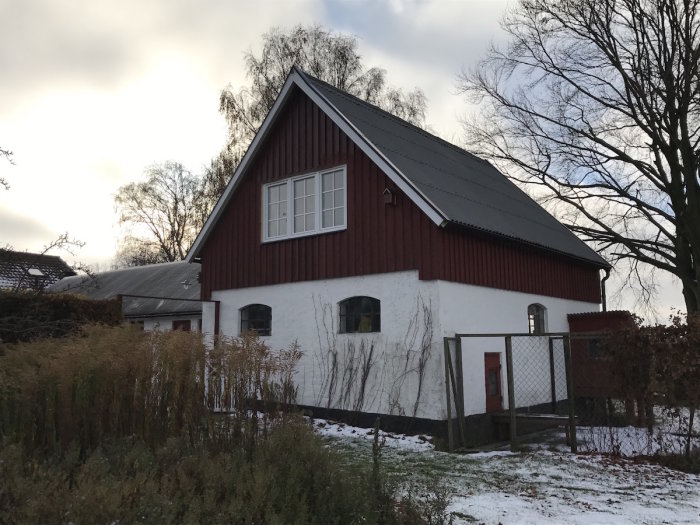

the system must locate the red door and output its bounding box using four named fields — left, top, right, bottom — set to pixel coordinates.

left=484, top=352, right=503, bottom=412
